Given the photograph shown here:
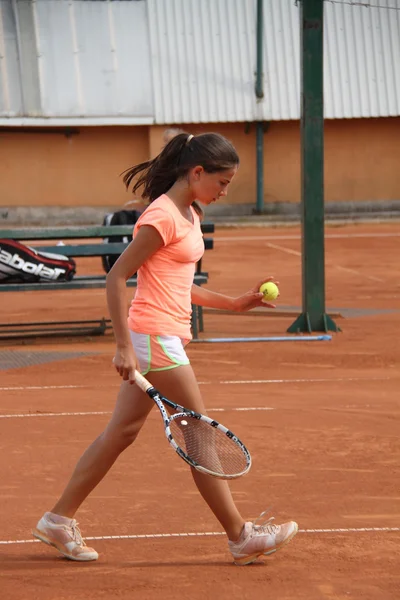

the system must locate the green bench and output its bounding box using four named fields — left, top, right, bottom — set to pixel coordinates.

left=0, top=223, right=214, bottom=339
